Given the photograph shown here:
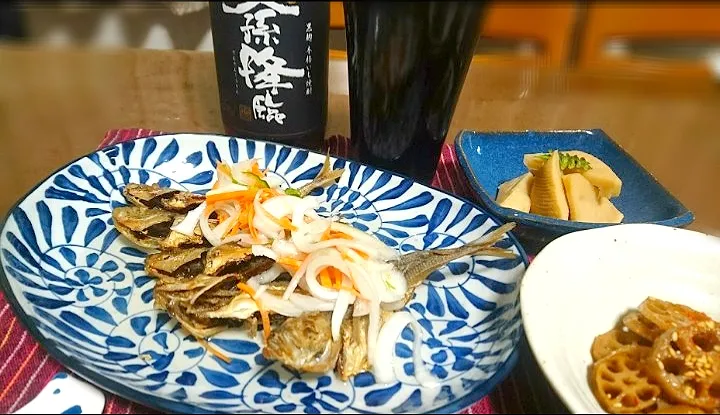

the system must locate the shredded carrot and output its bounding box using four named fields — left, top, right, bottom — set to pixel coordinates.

left=277, top=257, right=303, bottom=269
left=319, top=268, right=333, bottom=288
left=195, top=336, right=232, bottom=364
left=321, top=229, right=354, bottom=241
left=352, top=249, right=369, bottom=260
left=327, top=267, right=343, bottom=288
left=206, top=189, right=258, bottom=204
left=237, top=282, right=271, bottom=341
left=247, top=203, right=258, bottom=240
left=227, top=214, right=248, bottom=236
left=251, top=160, right=264, bottom=178
left=259, top=188, right=282, bottom=202
left=259, top=307, right=271, bottom=342
left=236, top=282, right=256, bottom=296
